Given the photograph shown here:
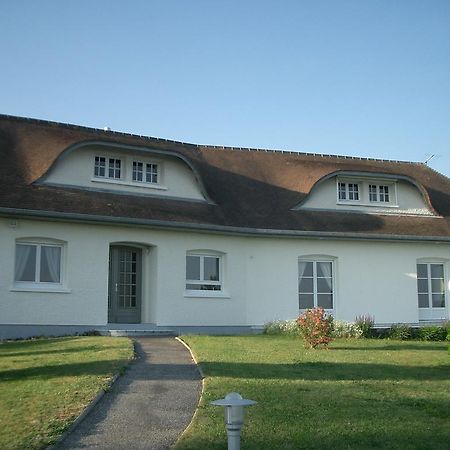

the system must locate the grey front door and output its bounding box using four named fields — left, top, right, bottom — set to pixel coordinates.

left=108, top=246, right=142, bottom=323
